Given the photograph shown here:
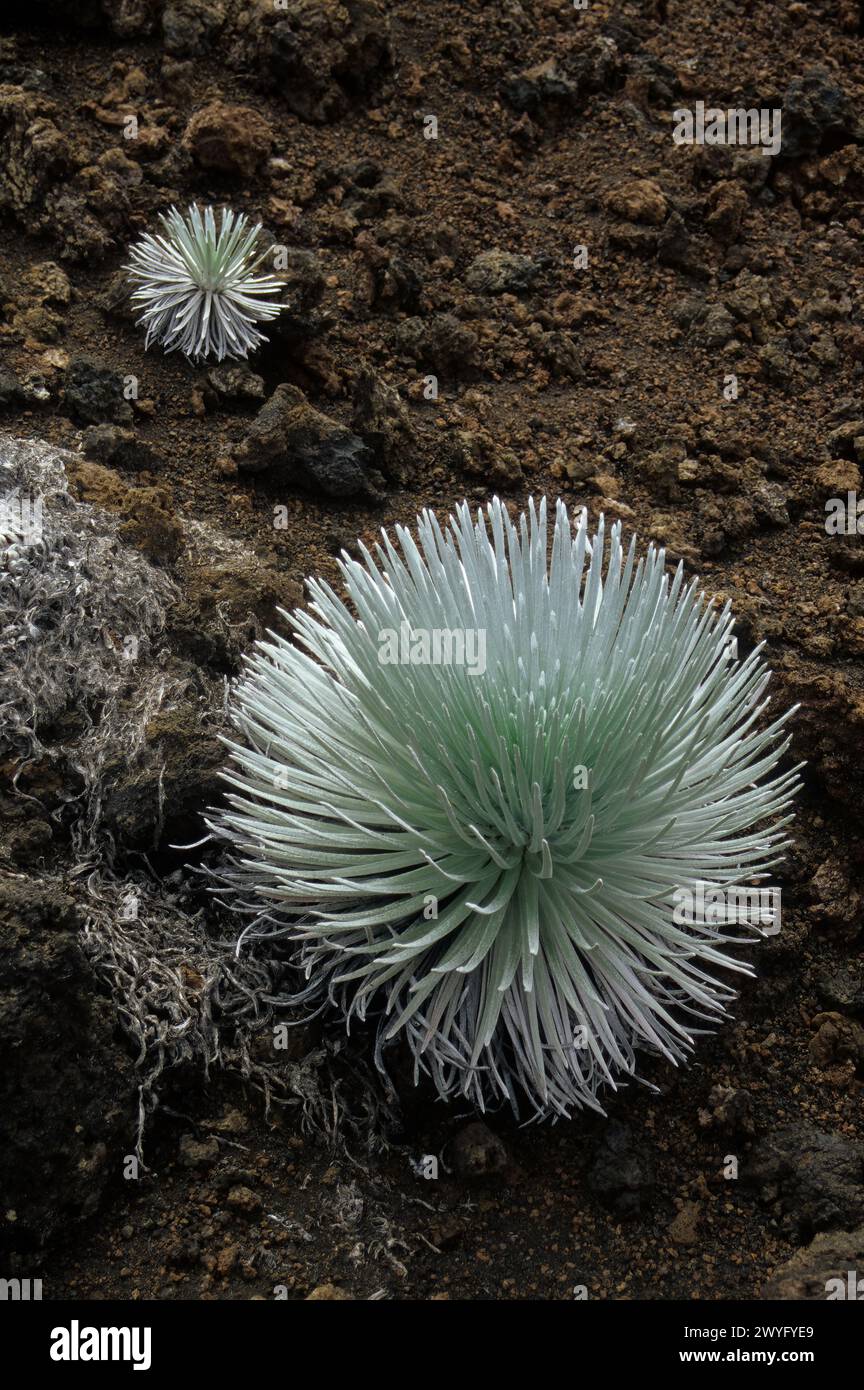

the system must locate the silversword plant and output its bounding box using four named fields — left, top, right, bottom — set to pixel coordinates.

left=125, top=204, right=284, bottom=362
left=208, top=498, right=800, bottom=1118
